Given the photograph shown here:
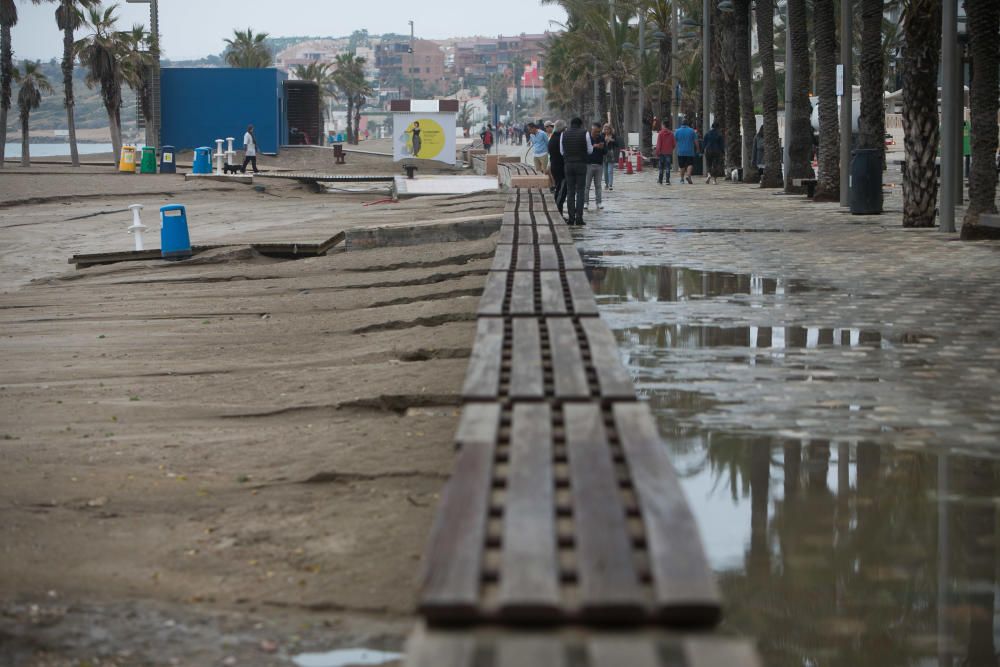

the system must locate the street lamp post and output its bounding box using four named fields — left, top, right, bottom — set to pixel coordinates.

left=672, top=0, right=679, bottom=129
left=126, top=0, right=159, bottom=147
left=408, top=20, right=415, bottom=100
left=839, top=0, right=851, bottom=206
left=783, top=0, right=792, bottom=190
left=702, top=0, right=710, bottom=173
